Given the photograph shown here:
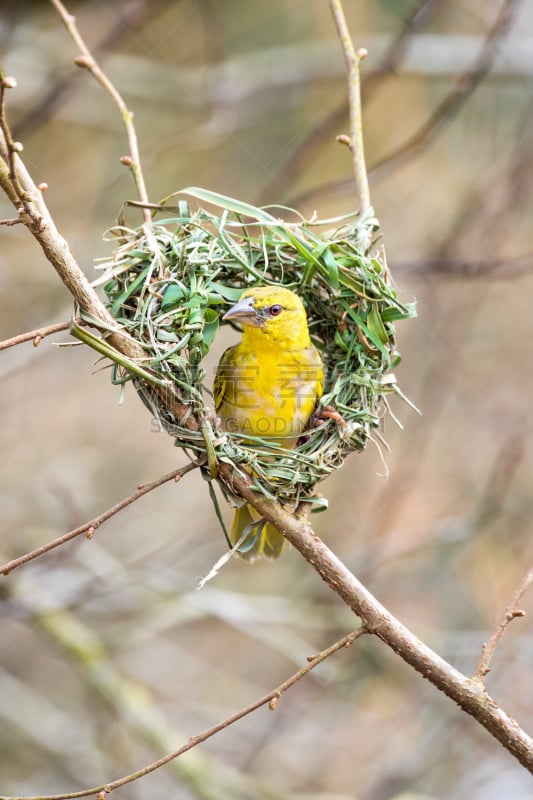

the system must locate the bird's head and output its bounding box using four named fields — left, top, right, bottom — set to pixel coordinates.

left=223, top=286, right=311, bottom=348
